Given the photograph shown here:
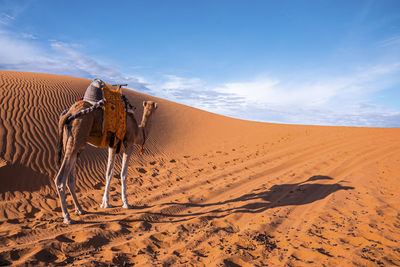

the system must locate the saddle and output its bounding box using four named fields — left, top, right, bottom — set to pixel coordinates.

left=83, top=79, right=127, bottom=151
